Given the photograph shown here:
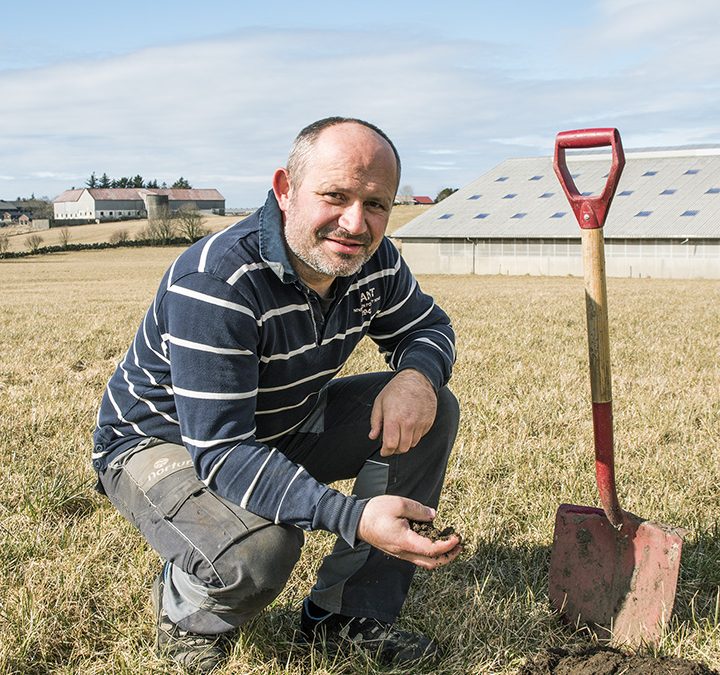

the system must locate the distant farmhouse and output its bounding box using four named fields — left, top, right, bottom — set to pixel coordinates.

left=1, top=200, right=33, bottom=225
left=395, top=194, right=435, bottom=206
left=392, top=145, right=720, bottom=279
left=53, top=188, right=225, bottom=222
